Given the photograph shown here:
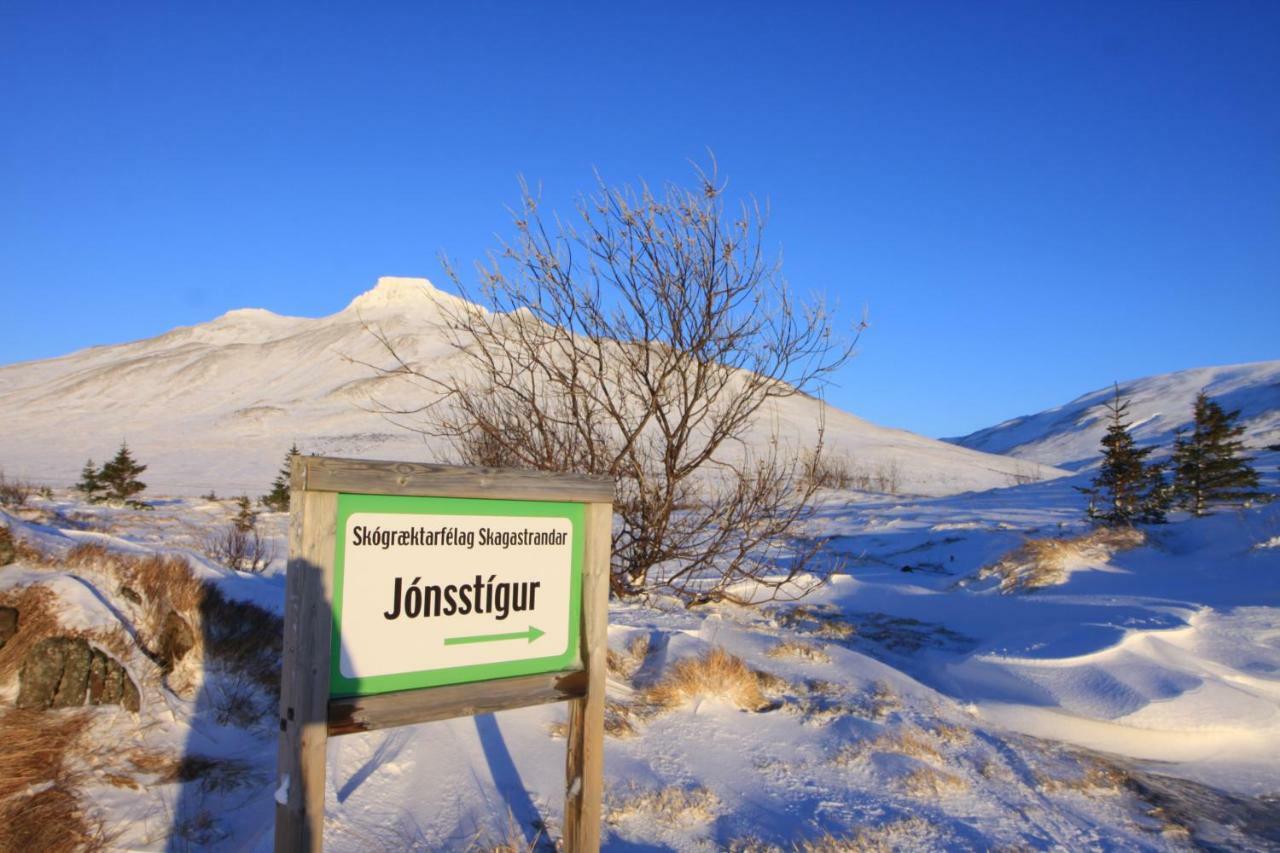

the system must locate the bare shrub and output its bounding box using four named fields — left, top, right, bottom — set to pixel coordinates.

left=801, top=450, right=856, bottom=490
left=362, top=161, right=859, bottom=606
left=0, top=471, right=34, bottom=508
left=979, top=526, right=1145, bottom=592
left=644, top=647, right=775, bottom=712
left=201, top=521, right=275, bottom=574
